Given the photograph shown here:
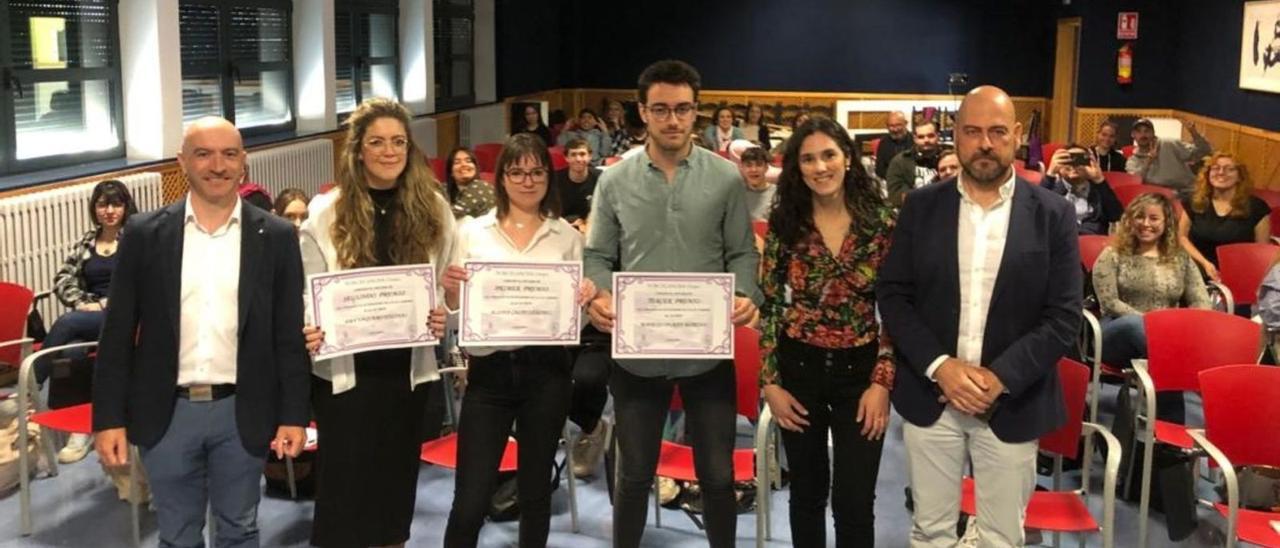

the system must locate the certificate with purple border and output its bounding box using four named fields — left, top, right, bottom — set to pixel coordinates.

left=612, top=273, right=735, bottom=360
left=459, top=260, right=582, bottom=347
left=308, top=264, right=438, bottom=361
